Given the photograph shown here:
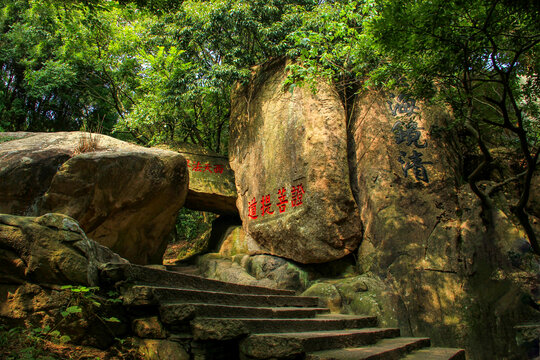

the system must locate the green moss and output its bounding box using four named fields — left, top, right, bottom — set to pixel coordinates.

left=286, top=263, right=310, bottom=289
left=0, top=136, right=18, bottom=143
